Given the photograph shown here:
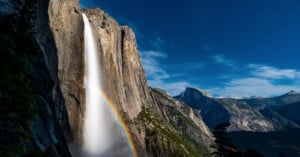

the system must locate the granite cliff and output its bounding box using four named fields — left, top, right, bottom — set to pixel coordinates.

left=79, top=8, right=213, bottom=156
left=48, top=0, right=84, bottom=145
left=0, top=0, right=213, bottom=156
